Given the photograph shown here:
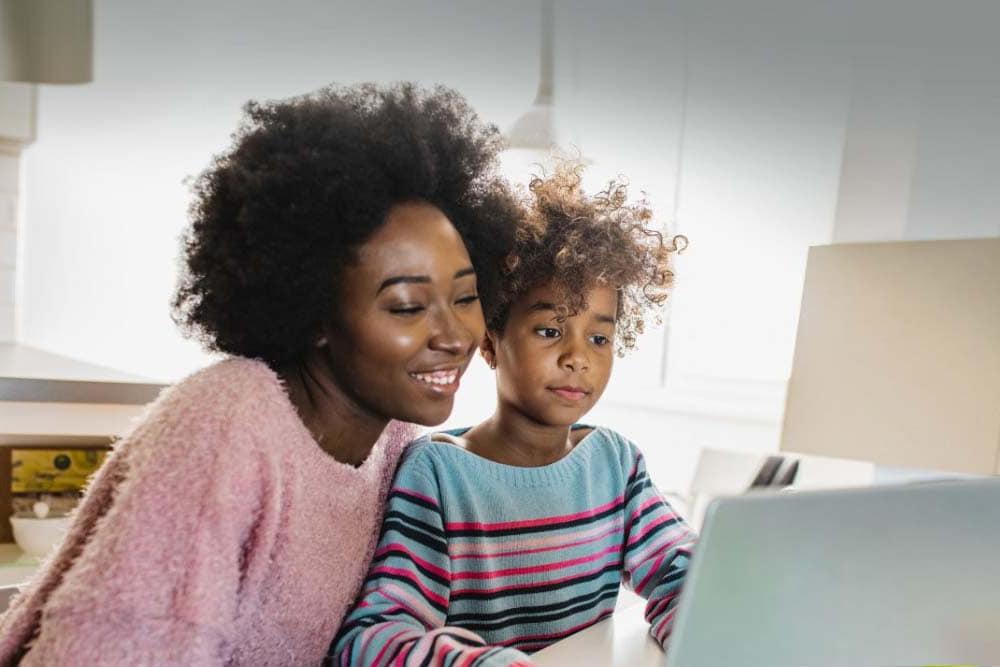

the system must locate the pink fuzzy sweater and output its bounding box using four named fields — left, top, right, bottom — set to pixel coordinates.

left=0, top=358, right=416, bottom=666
